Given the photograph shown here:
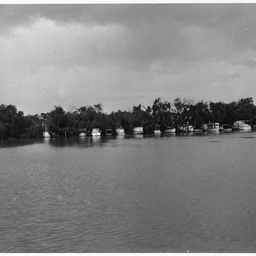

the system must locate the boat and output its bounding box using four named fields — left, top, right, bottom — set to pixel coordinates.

left=165, top=127, right=176, bottom=133
left=154, top=125, right=161, bottom=134
left=133, top=127, right=144, bottom=135
left=105, top=129, right=113, bottom=136
left=193, top=128, right=203, bottom=133
left=78, top=128, right=87, bottom=137
left=232, top=120, right=251, bottom=131
left=78, top=132, right=86, bottom=137
left=222, top=124, right=232, bottom=132
left=43, top=131, right=51, bottom=138
left=193, top=122, right=203, bottom=133
left=203, top=122, right=219, bottom=133
left=116, top=127, right=125, bottom=135
left=91, top=128, right=101, bottom=136
left=42, top=123, right=51, bottom=138
left=186, top=125, right=194, bottom=133
left=178, top=123, right=194, bottom=133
